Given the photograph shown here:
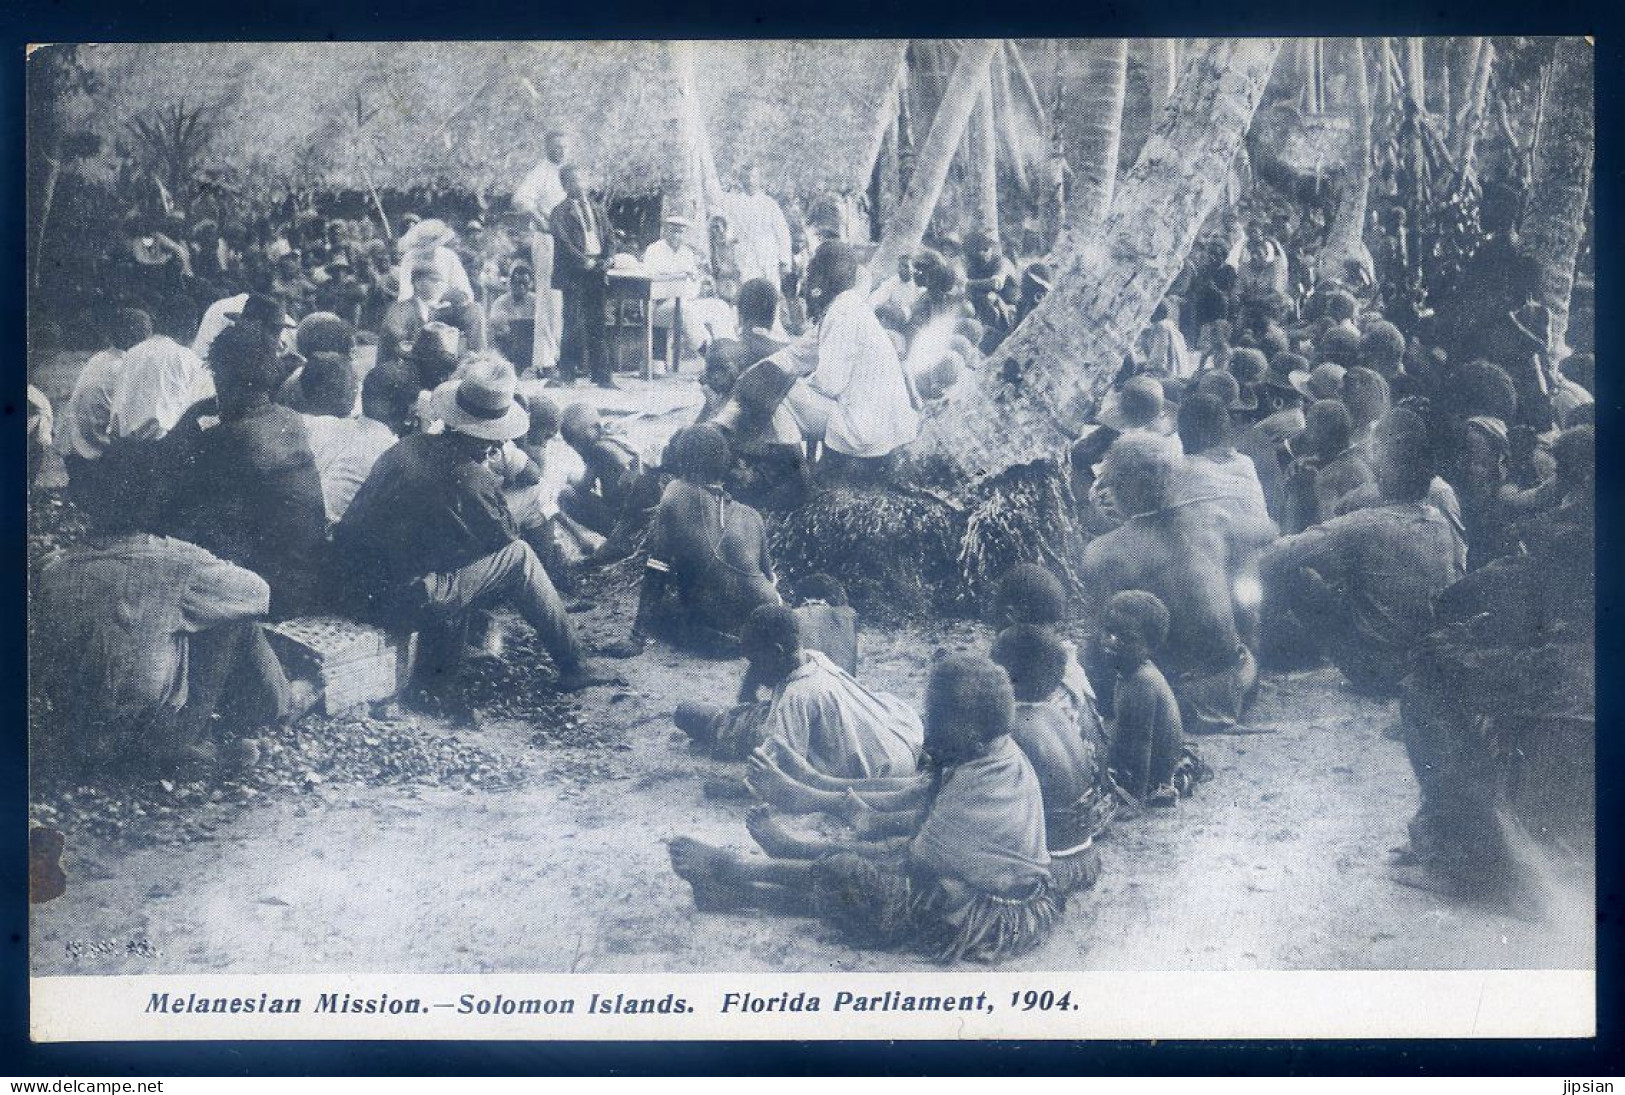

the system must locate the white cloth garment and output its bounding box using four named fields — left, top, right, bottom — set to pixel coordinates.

left=514, top=158, right=569, bottom=374
left=722, top=190, right=792, bottom=286
left=107, top=336, right=215, bottom=442
left=191, top=293, right=250, bottom=361
left=56, top=348, right=125, bottom=460
left=301, top=414, right=398, bottom=524
left=772, top=289, right=919, bottom=458
left=394, top=245, right=475, bottom=303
